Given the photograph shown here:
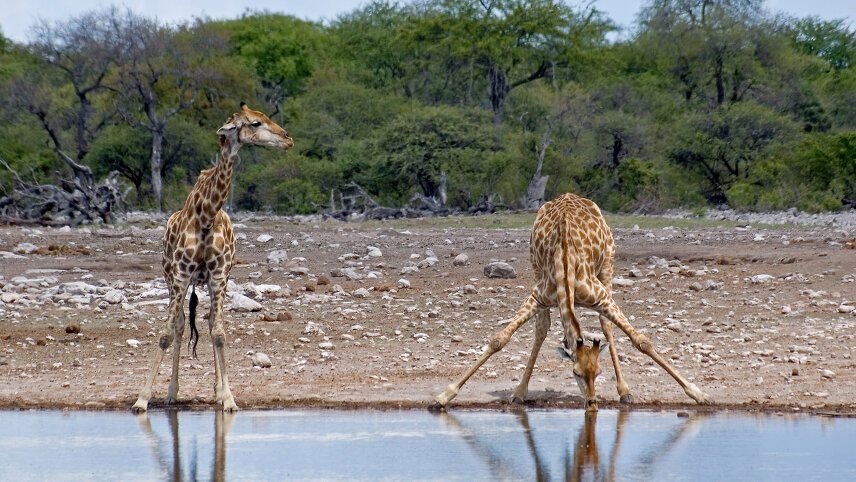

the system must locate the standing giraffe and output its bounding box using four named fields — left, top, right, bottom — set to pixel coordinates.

left=434, top=193, right=712, bottom=410
left=132, top=103, right=293, bottom=412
